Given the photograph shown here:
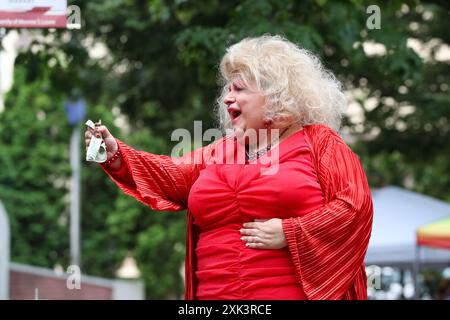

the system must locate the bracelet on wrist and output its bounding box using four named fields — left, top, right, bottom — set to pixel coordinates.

left=101, top=149, right=122, bottom=169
